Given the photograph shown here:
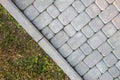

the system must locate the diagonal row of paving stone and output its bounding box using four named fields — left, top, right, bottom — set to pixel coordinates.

left=12, top=0, right=120, bottom=80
